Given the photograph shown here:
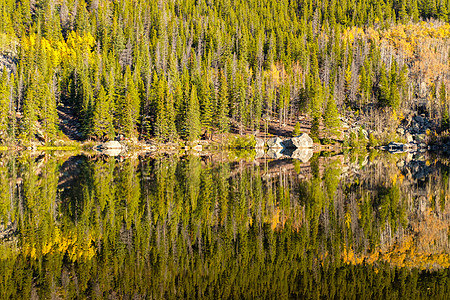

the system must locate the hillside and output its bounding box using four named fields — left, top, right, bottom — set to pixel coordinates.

left=0, top=0, right=450, bottom=146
